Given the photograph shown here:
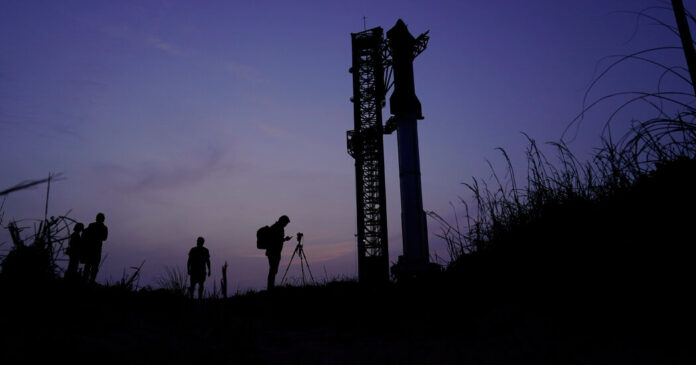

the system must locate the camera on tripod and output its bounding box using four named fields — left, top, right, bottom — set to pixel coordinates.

left=281, top=231, right=314, bottom=285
